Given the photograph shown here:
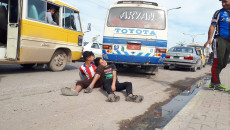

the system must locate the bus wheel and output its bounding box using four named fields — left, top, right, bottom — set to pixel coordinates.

left=48, top=50, right=67, bottom=71
left=142, top=66, right=158, bottom=75
left=20, top=64, right=35, bottom=69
